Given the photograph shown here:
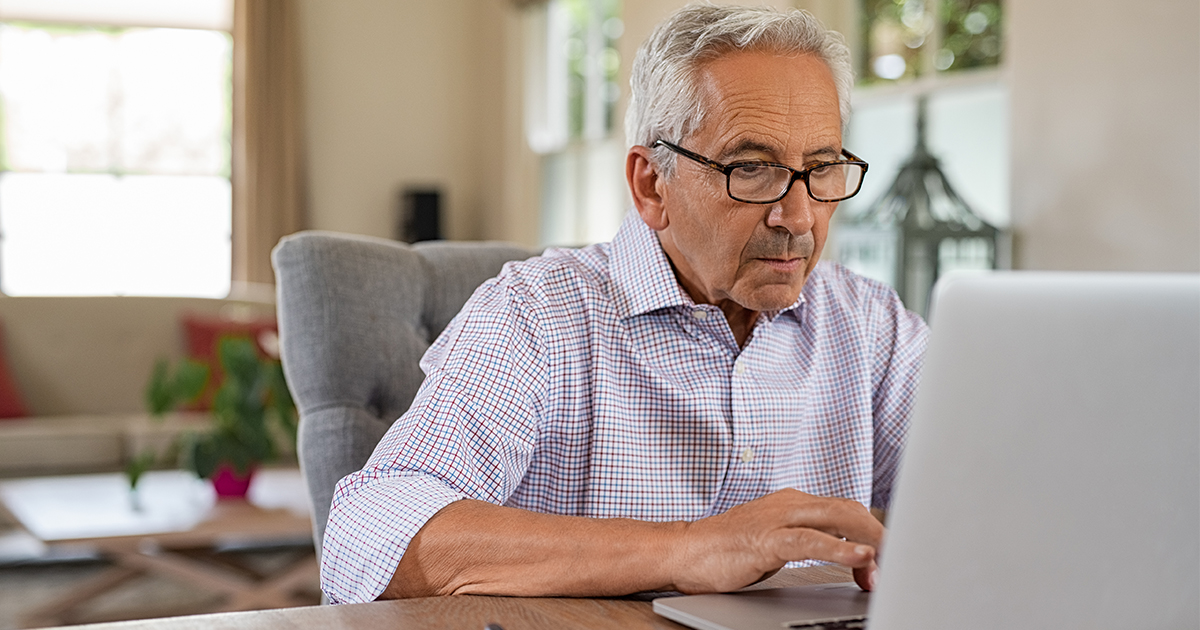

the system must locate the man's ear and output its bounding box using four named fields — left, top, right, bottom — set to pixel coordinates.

left=626, top=146, right=669, bottom=231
